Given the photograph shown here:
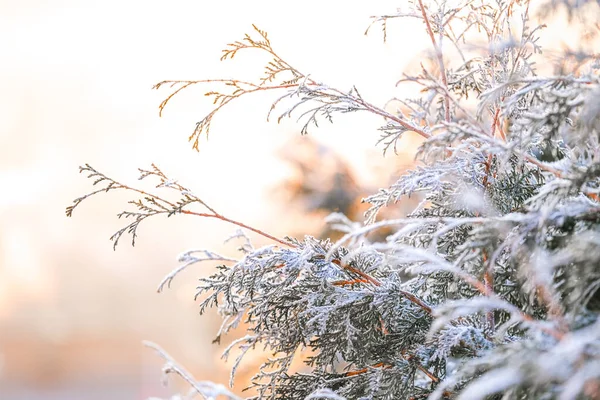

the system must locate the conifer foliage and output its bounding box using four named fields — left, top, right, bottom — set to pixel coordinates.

left=68, top=1, right=600, bottom=398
